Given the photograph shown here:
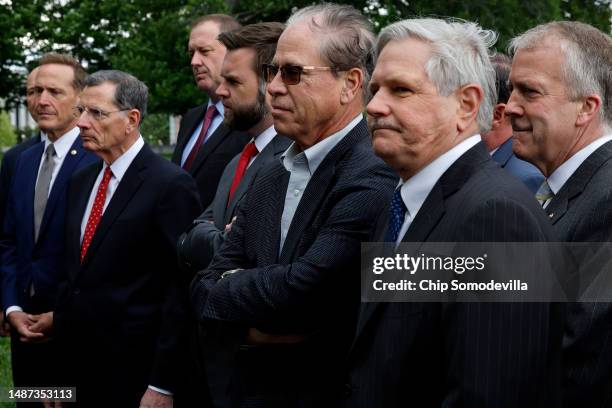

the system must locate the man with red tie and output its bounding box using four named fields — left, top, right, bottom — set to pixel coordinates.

left=178, top=22, right=290, bottom=275
left=172, top=14, right=250, bottom=208
left=45, top=70, right=201, bottom=407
